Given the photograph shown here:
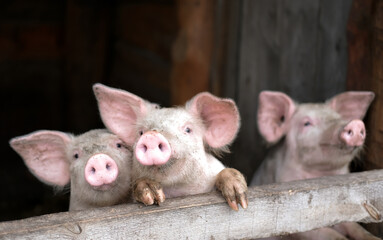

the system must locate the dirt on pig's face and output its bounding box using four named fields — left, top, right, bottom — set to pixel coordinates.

left=132, top=107, right=208, bottom=184
left=68, top=129, right=132, bottom=207
left=286, top=104, right=364, bottom=172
